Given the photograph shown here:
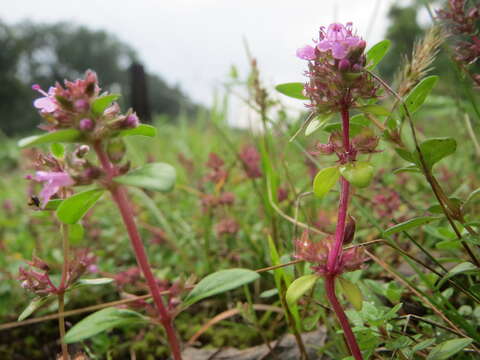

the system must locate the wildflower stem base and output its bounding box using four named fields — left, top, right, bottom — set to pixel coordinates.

left=93, top=141, right=183, bottom=360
